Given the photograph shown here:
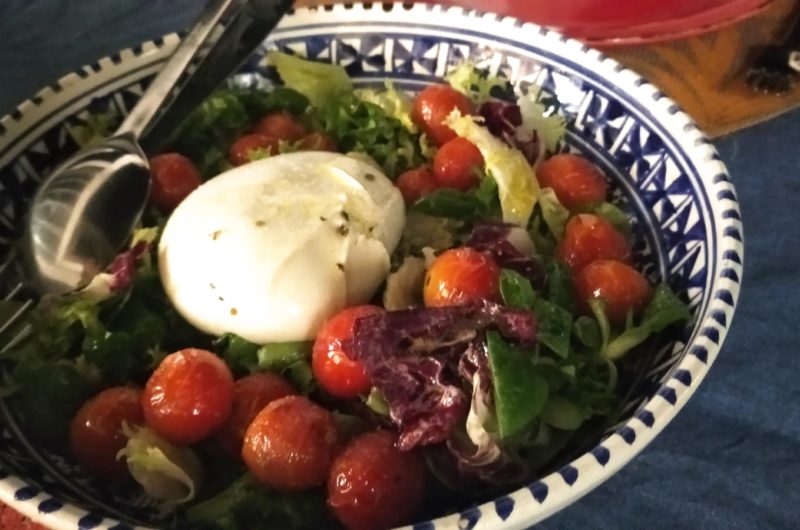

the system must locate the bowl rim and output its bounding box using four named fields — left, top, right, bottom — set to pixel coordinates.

left=0, top=3, right=743, bottom=529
